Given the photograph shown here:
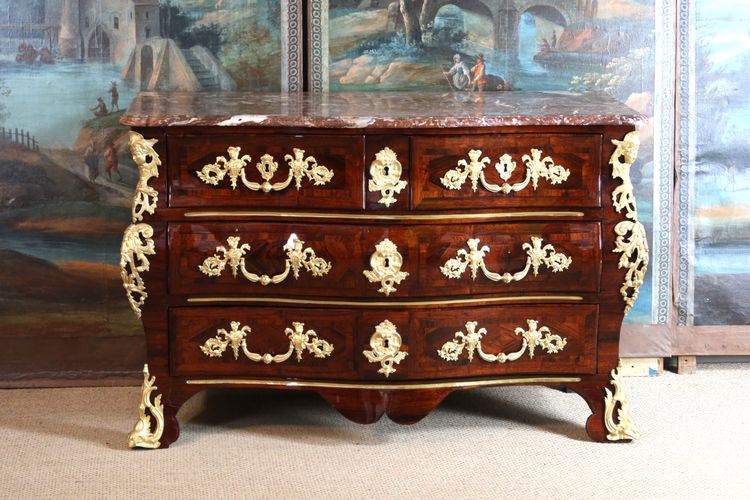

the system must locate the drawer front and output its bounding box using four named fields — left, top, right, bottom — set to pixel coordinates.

left=168, top=221, right=601, bottom=297
left=171, top=307, right=358, bottom=378
left=170, top=304, right=597, bottom=379
left=168, top=134, right=364, bottom=209
left=411, top=134, right=602, bottom=210
left=355, top=304, right=598, bottom=380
